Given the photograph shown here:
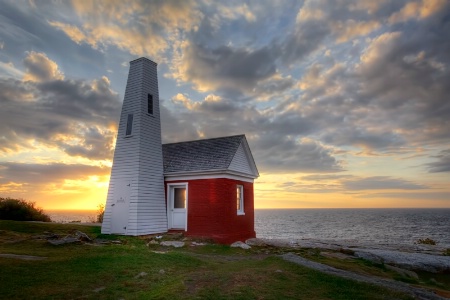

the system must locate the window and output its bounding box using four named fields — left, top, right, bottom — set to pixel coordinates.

left=125, top=114, right=133, bottom=136
left=237, top=185, right=244, bottom=215
left=148, top=94, right=153, bottom=115
left=174, top=187, right=186, bottom=209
